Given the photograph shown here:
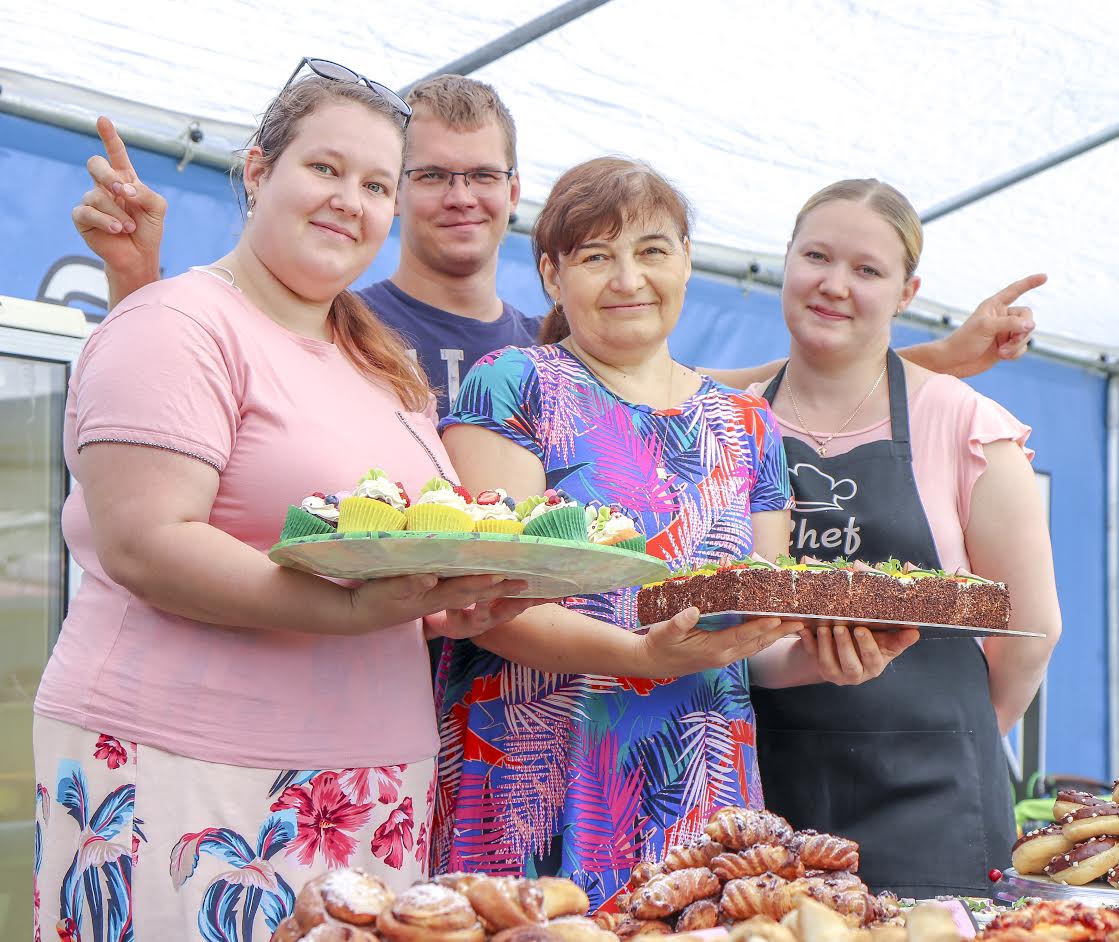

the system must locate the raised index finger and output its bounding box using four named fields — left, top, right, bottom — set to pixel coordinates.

left=992, top=273, right=1047, bottom=307
left=96, top=116, right=138, bottom=181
